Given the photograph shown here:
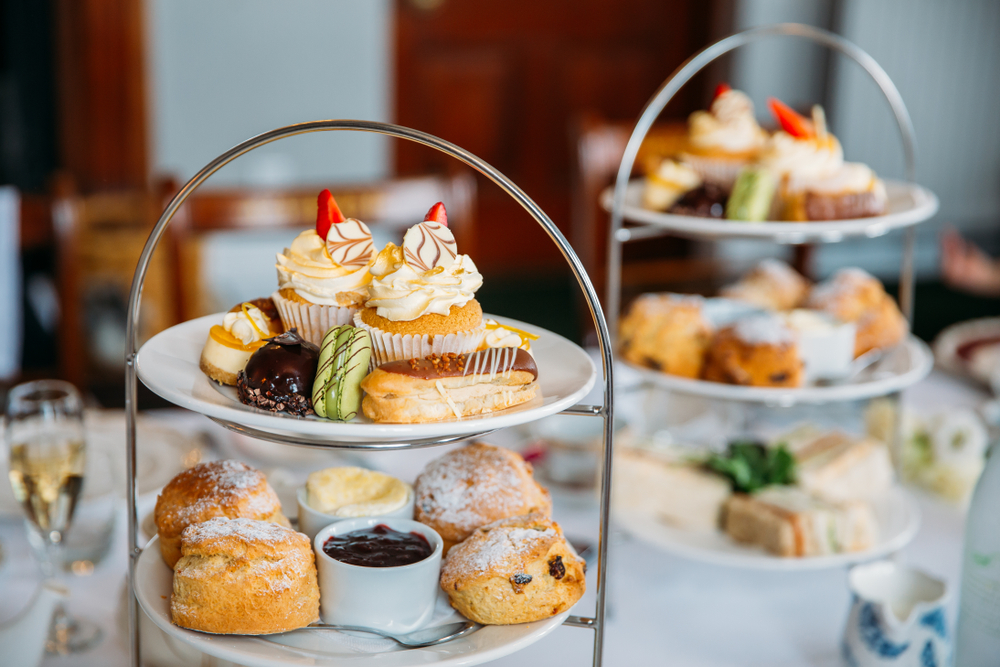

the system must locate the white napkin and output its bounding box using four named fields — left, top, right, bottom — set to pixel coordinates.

left=270, top=593, right=467, bottom=654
